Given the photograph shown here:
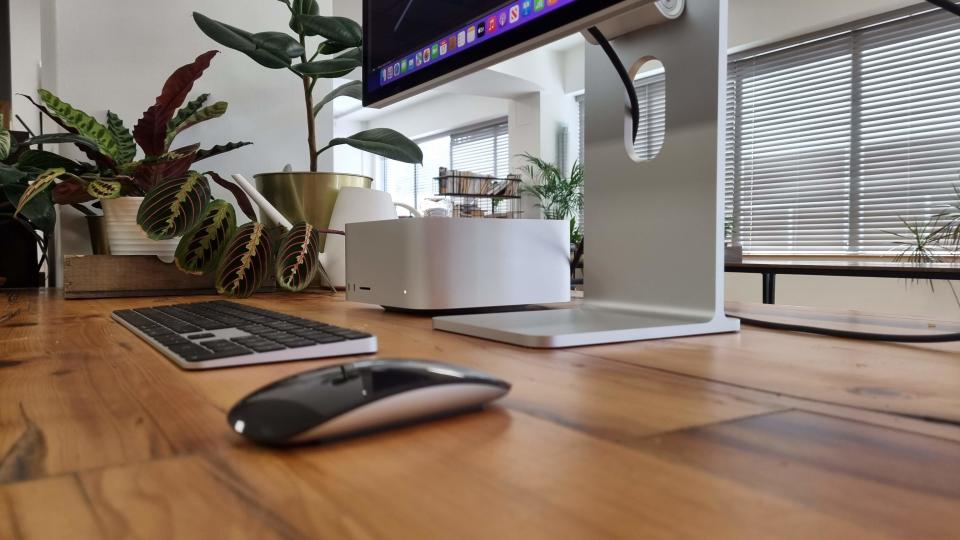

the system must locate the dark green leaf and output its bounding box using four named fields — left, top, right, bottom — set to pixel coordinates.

left=38, top=89, right=120, bottom=160
left=168, top=94, right=209, bottom=131
left=318, top=128, right=423, bottom=164
left=106, top=111, right=137, bottom=165
left=193, top=12, right=302, bottom=69
left=137, top=171, right=212, bottom=240
left=215, top=221, right=274, bottom=298
left=23, top=133, right=101, bottom=153
left=194, top=141, right=254, bottom=163
left=314, top=81, right=361, bottom=116
left=252, top=32, right=306, bottom=59
left=289, top=0, right=319, bottom=33
left=15, top=168, right=65, bottom=217
left=337, top=47, right=361, bottom=63
left=0, top=163, right=28, bottom=186
left=0, top=117, right=10, bottom=161
left=275, top=222, right=321, bottom=292
left=293, top=56, right=361, bottom=78
left=315, top=40, right=349, bottom=55
left=176, top=199, right=237, bottom=276
left=295, top=15, right=361, bottom=47
left=17, top=150, right=83, bottom=173
left=3, top=184, right=56, bottom=234
left=164, top=101, right=229, bottom=150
